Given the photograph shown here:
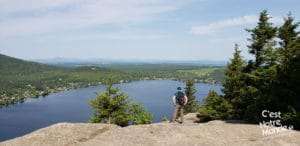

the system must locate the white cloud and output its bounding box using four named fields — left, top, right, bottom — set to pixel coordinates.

left=0, top=0, right=187, bottom=37
left=270, top=16, right=284, bottom=24
left=65, top=32, right=167, bottom=41
left=0, top=0, right=75, bottom=13
left=190, top=15, right=284, bottom=35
